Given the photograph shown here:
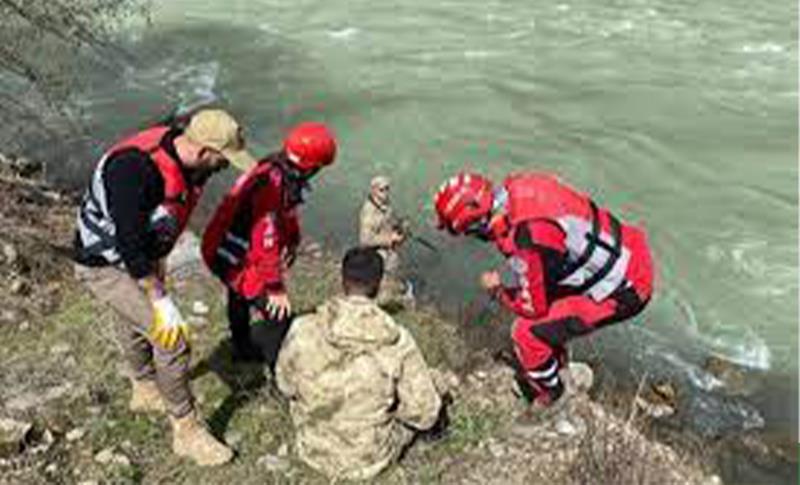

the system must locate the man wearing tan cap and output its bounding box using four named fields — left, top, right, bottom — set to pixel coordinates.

left=73, top=109, right=254, bottom=466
